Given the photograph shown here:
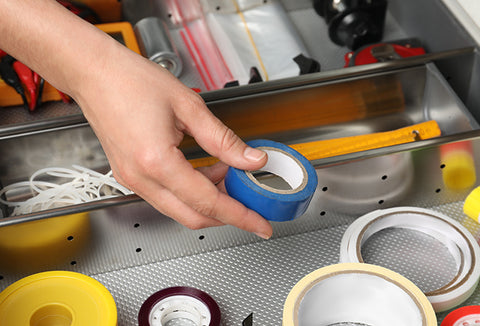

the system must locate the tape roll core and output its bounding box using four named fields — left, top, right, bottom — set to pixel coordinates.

left=225, top=139, right=318, bottom=221
left=245, top=146, right=308, bottom=194
left=138, top=286, right=221, bottom=326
